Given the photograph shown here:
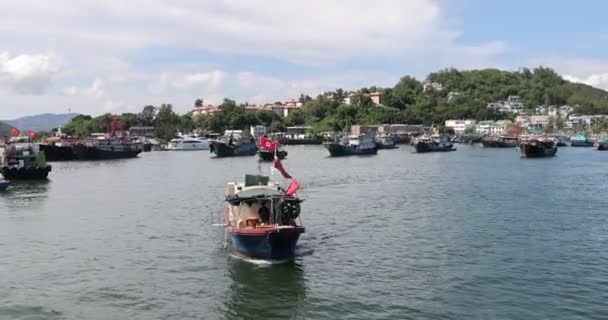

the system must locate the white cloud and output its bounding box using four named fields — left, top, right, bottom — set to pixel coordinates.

left=0, top=52, right=61, bottom=94
left=0, top=0, right=511, bottom=118
left=532, top=57, right=608, bottom=91
left=564, top=73, right=608, bottom=91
